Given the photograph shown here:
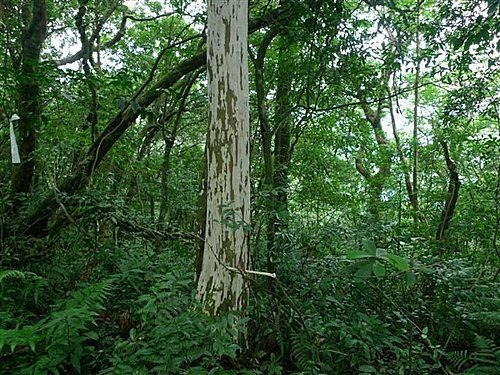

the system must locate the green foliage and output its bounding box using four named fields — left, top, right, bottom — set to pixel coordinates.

left=347, top=239, right=412, bottom=280
left=0, top=279, right=114, bottom=374
left=106, top=270, right=246, bottom=374
left=0, top=269, right=47, bottom=328
left=447, top=335, right=500, bottom=374
left=1, top=0, right=498, bottom=374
